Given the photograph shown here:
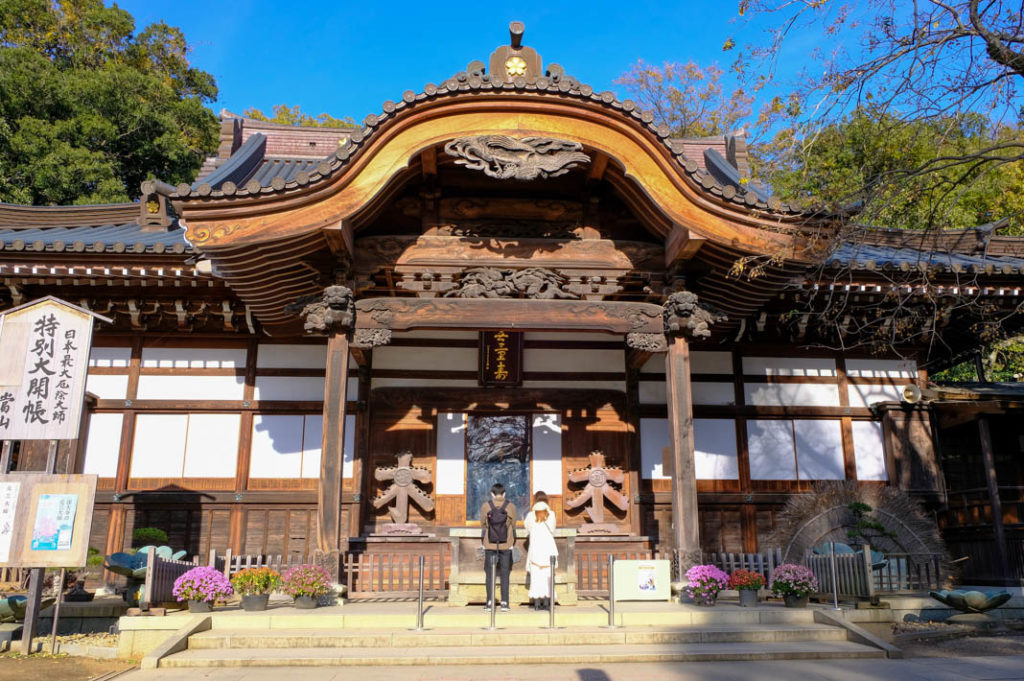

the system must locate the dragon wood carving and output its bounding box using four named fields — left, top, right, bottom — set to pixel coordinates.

left=444, top=135, right=590, bottom=180
left=444, top=267, right=577, bottom=299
